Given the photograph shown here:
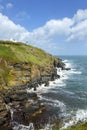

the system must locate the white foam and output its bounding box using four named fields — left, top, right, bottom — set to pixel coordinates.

left=63, top=59, right=82, bottom=75
left=43, top=123, right=52, bottom=130
left=12, top=122, right=34, bottom=130
left=63, top=60, right=69, bottom=63
left=63, top=60, right=73, bottom=68
left=26, top=59, right=81, bottom=95
left=38, top=96, right=66, bottom=113
left=69, top=70, right=82, bottom=74
left=26, top=59, right=83, bottom=130
left=26, top=79, right=66, bottom=95
left=61, top=109, right=87, bottom=129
